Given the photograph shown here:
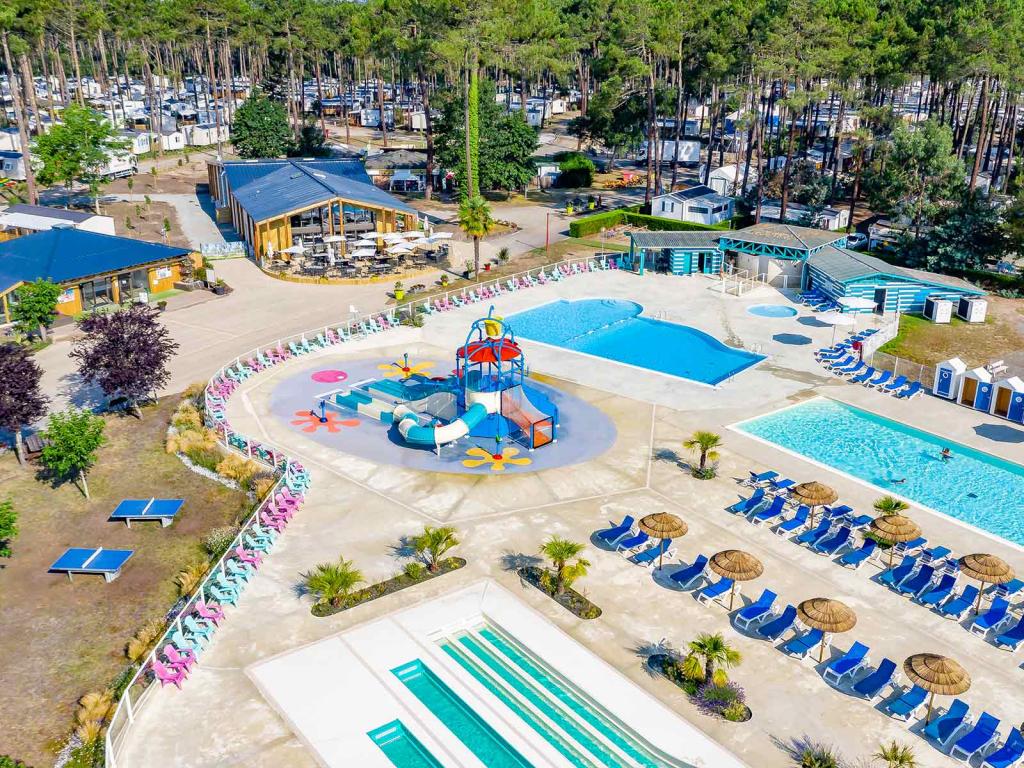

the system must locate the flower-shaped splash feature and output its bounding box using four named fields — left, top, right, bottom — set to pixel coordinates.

left=461, top=445, right=533, bottom=472
left=291, top=410, right=360, bottom=433
left=378, top=354, right=435, bottom=379
left=311, top=369, right=348, bottom=383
